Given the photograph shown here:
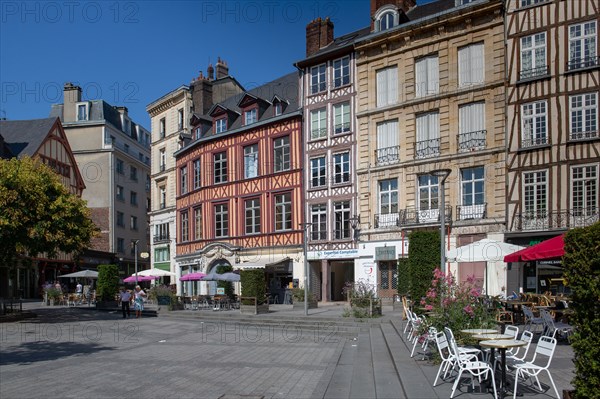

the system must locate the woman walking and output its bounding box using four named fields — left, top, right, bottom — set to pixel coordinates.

left=133, top=285, right=146, bottom=318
